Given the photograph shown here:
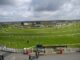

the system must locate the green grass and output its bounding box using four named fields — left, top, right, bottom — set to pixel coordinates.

left=0, top=22, right=80, bottom=48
